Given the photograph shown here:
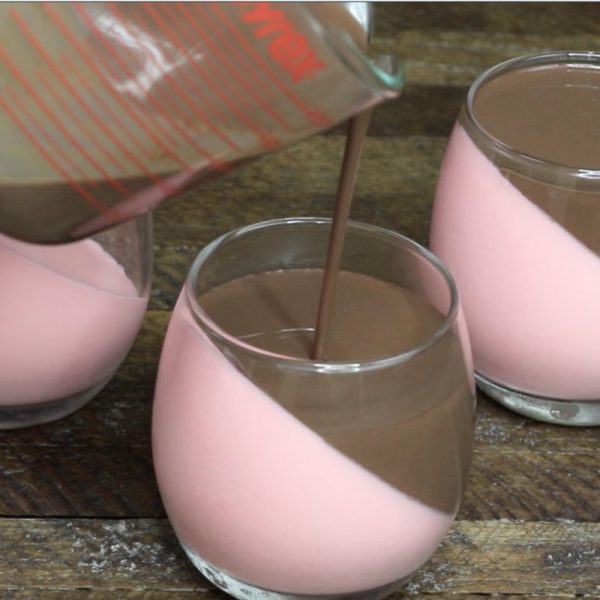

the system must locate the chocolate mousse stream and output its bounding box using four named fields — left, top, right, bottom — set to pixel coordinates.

left=312, top=108, right=373, bottom=359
